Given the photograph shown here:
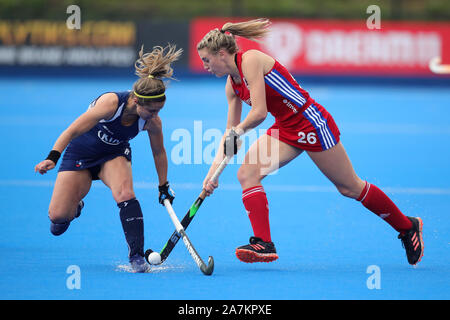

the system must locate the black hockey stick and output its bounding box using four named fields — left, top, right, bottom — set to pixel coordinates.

left=145, top=155, right=231, bottom=266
